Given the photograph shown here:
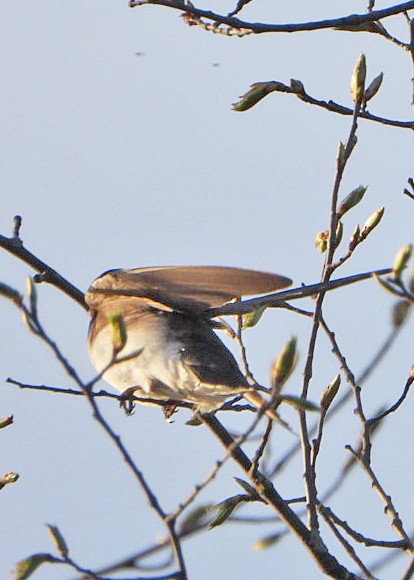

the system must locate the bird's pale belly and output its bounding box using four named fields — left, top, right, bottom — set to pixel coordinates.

left=88, top=321, right=238, bottom=412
